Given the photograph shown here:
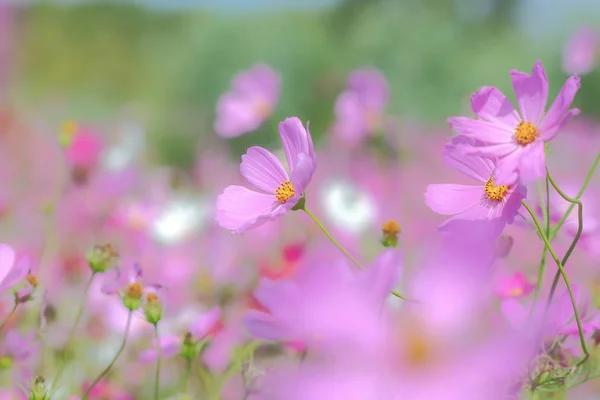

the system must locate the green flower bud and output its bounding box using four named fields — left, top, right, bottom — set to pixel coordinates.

left=123, top=282, right=143, bottom=311
left=29, top=376, right=48, bottom=400
left=86, top=244, right=119, bottom=273
left=0, top=356, right=12, bottom=370
left=144, top=293, right=163, bottom=325
left=381, top=220, right=401, bottom=248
